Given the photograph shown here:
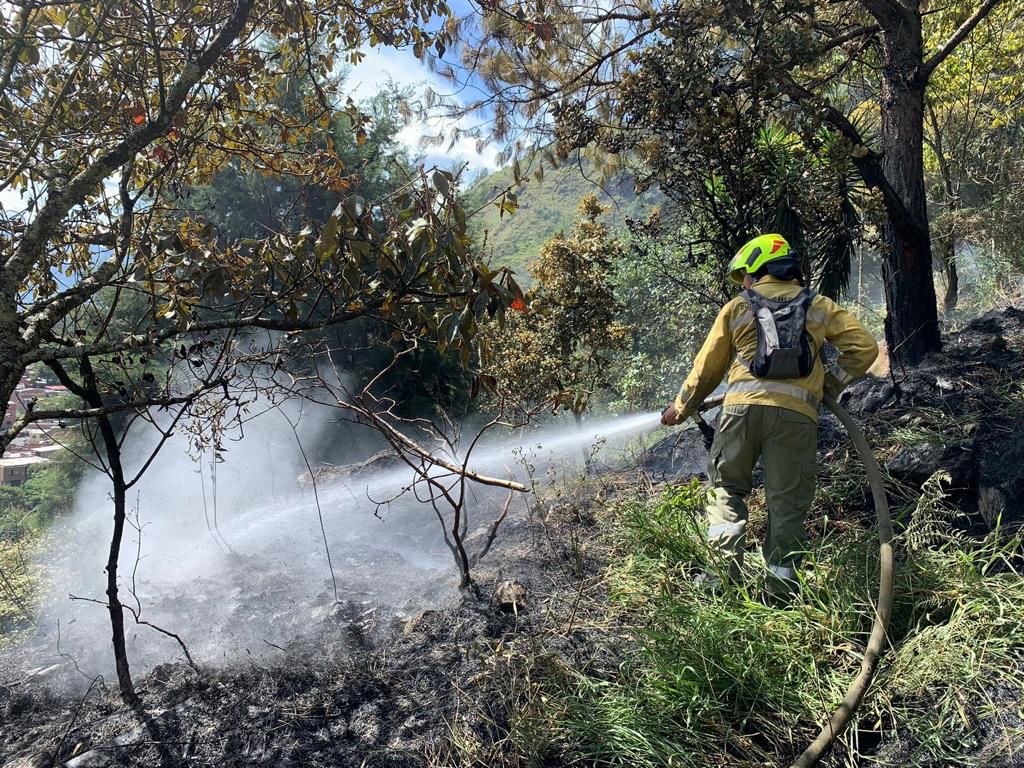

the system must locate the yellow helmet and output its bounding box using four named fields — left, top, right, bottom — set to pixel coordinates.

left=728, top=234, right=791, bottom=284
